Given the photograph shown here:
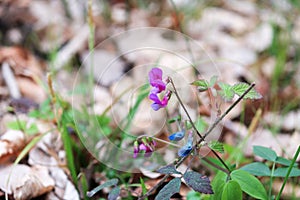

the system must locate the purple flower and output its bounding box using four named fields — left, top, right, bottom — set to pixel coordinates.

left=149, top=68, right=166, bottom=93
left=149, top=92, right=170, bottom=111
left=178, top=132, right=193, bottom=157
left=133, top=137, right=157, bottom=158
left=168, top=130, right=185, bottom=141
left=148, top=68, right=171, bottom=111
left=139, top=143, right=154, bottom=157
